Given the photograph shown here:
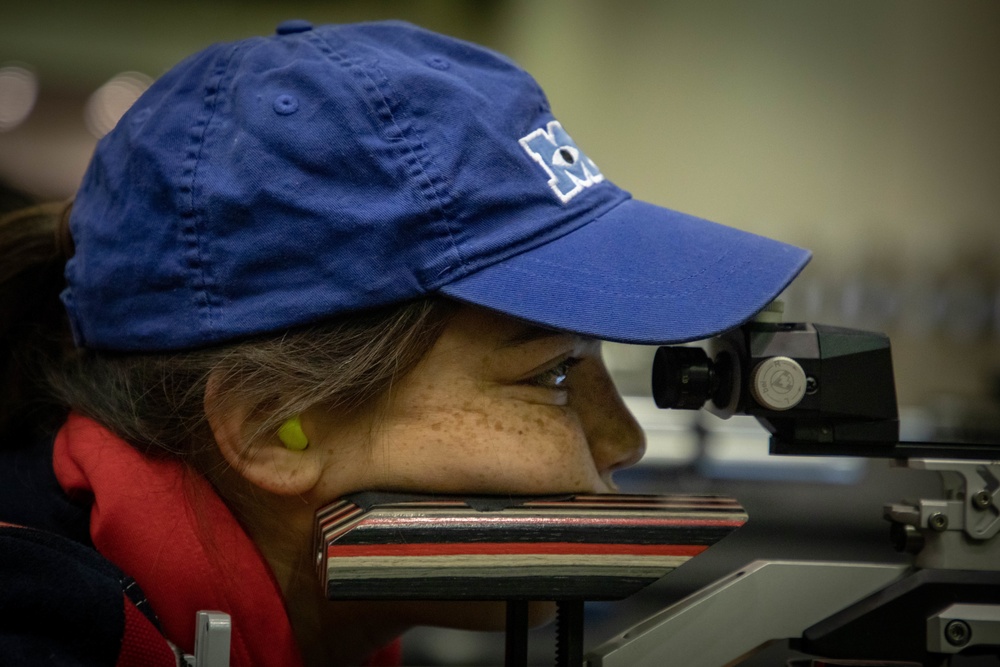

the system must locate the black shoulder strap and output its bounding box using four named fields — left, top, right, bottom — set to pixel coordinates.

left=0, top=524, right=177, bottom=667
